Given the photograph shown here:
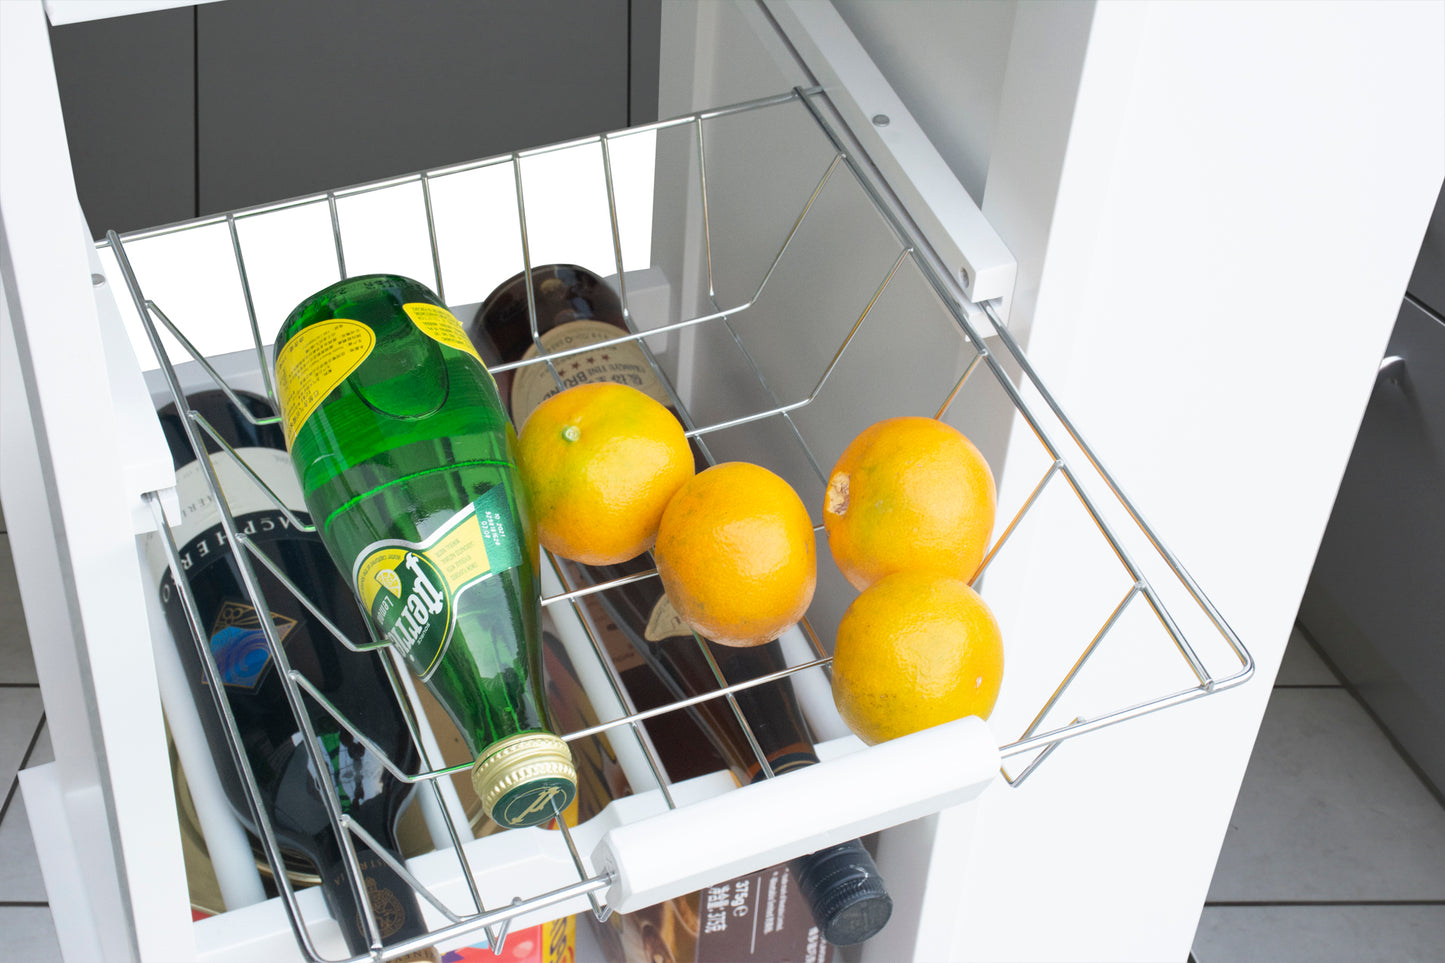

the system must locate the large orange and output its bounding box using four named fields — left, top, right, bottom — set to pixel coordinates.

left=653, top=462, right=817, bottom=647
left=517, top=382, right=694, bottom=565
left=823, top=416, right=996, bottom=590
left=830, top=570, right=1003, bottom=745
